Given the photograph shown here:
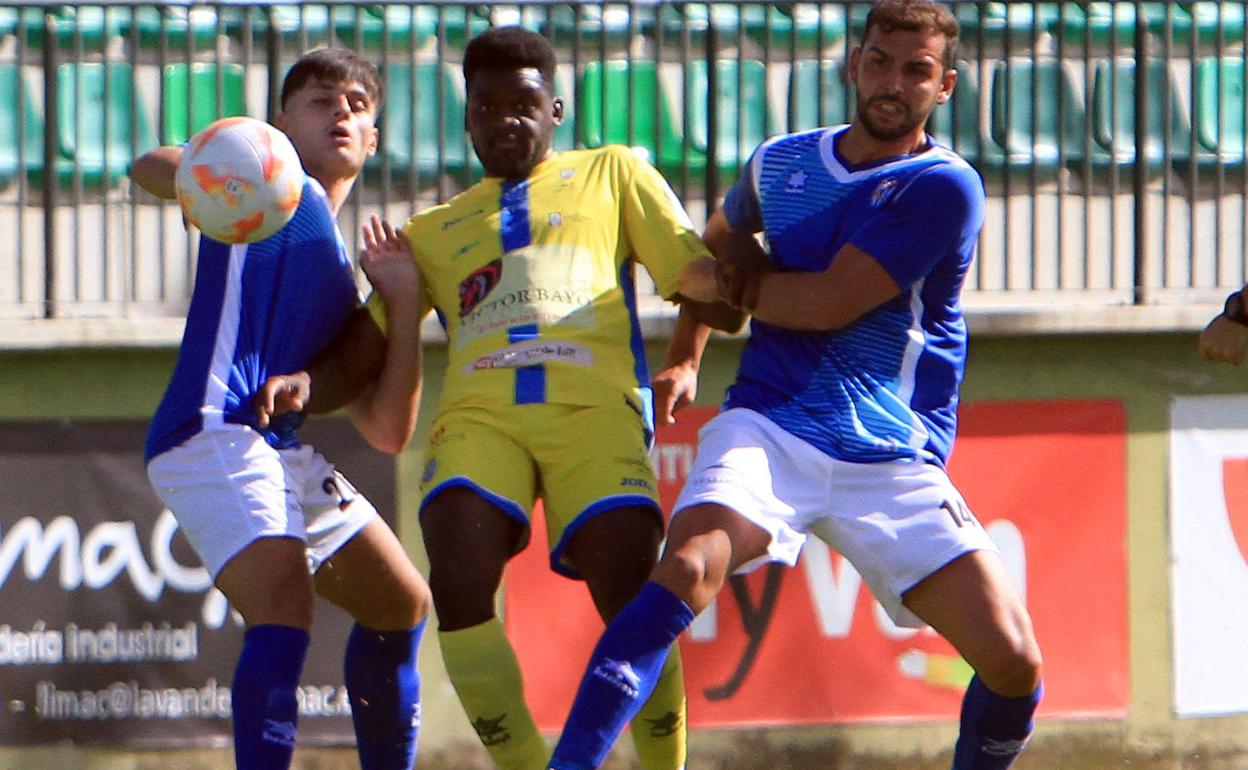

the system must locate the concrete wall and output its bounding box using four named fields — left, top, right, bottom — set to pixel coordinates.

left=1, top=329, right=1247, bottom=769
